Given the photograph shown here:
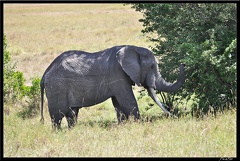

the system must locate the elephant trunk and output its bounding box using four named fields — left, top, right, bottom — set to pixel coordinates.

left=155, top=64, right=185, bottom=92
left=147, top=87, right=177, bottom=118
left=146, top=64, right=185, bottom=117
